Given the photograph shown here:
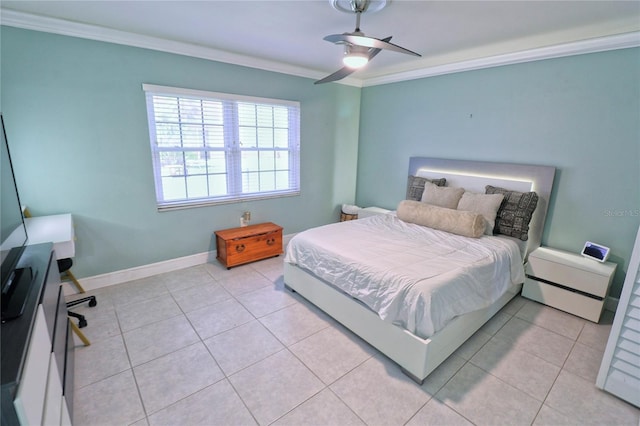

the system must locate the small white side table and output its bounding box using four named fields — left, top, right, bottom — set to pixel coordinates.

left=523, top=246, right=616, bottom=322
left=358, top=207, right=391, bottom=219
